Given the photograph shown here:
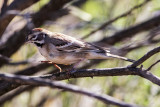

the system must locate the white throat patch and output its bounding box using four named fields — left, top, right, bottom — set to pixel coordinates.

left=34, top=39, right=45, bottom=44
